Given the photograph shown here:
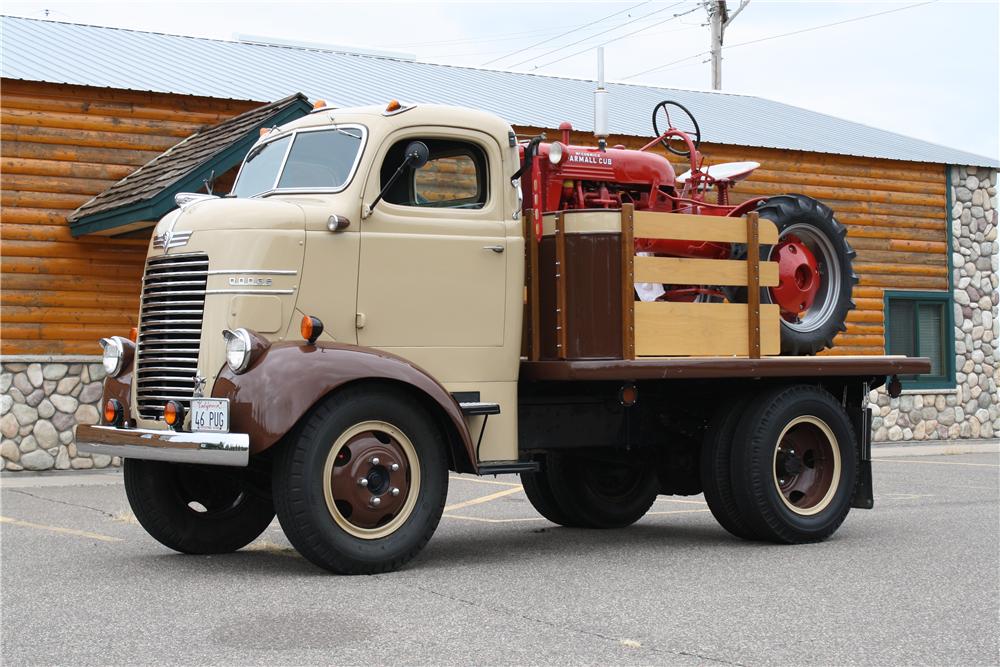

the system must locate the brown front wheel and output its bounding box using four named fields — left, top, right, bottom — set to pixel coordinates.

left=273, top=385, right=448, bottom=574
